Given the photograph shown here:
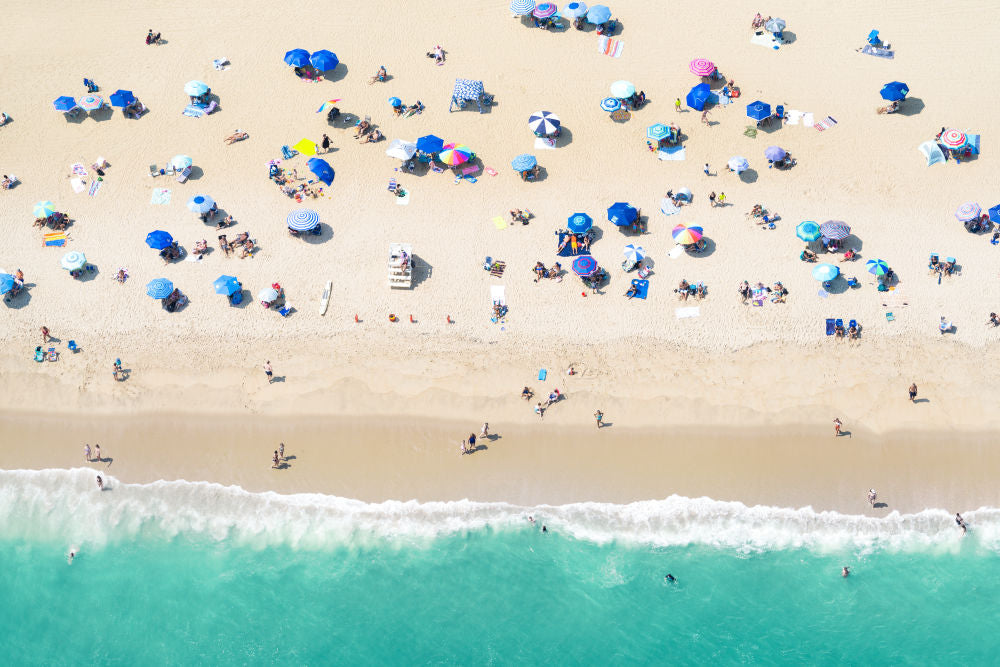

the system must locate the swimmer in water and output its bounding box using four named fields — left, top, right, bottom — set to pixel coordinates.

left=96, top=475, right=103, bottom=491
left=842, top=566, right=850, bottom=577
left=68, top=551, right=75, bottom=564
left=664, top=574, right=676, bottom=583
left=542, top=525, right=548, bottom=533
left=528, top=516, right=535, bottom=524
left=956, top=513, right=967, bottom=535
